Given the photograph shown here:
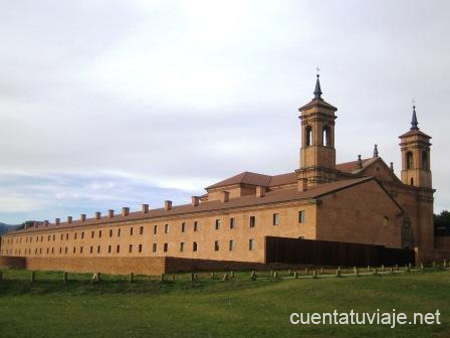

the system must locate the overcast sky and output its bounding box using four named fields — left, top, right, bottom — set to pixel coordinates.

left=1, top=0, right=449, bottom=224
